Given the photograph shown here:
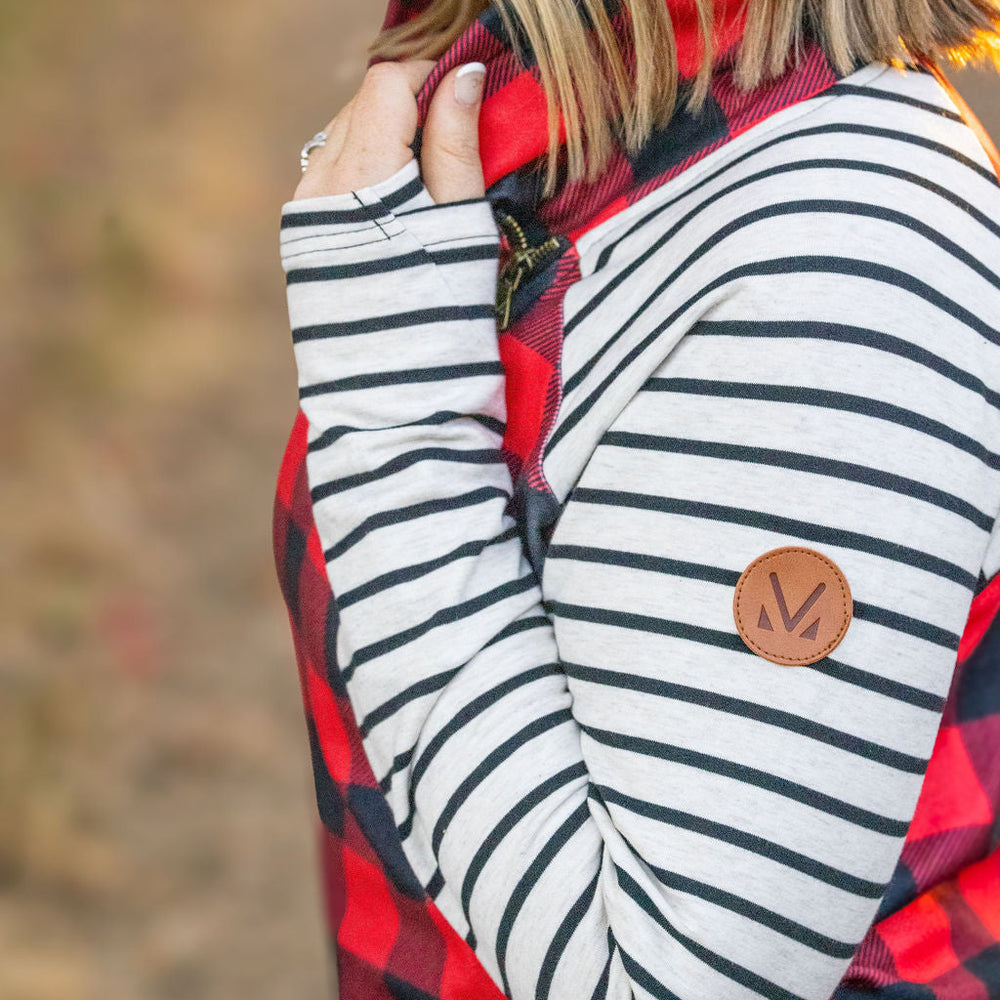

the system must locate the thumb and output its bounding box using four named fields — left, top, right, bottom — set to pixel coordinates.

left=421, top=62, right=487, bottom=204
